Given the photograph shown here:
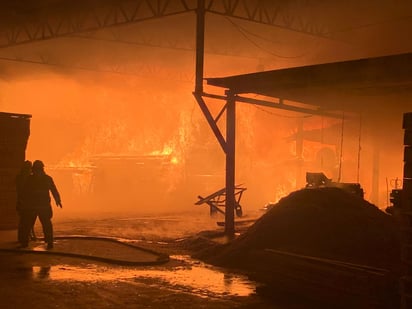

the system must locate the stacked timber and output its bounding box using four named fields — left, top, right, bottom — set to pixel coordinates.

left=0, top=112, right=31, bottom=229
left=401, top=112, right=412, bottom=308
